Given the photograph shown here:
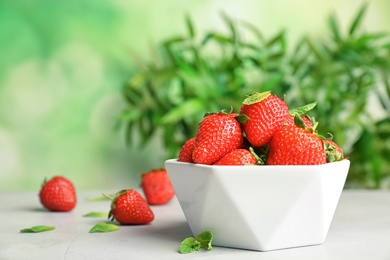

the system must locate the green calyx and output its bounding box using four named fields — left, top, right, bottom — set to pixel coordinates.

left=325, top=145, right=343, bottom=162
left=249, top=147, right=266, bottom=165
left=293, top=113, right=319, bottom=134
left=289, top=102, right=317, bottom=116
left=105, top=190, right=127, bottom=222
left=242, top=91, right=271, bottom=105
left=324, top=137, right=344, bottom=162
left=235, top=113, right=250, bottom=124
left=204, top=107, right=234, bottom=118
